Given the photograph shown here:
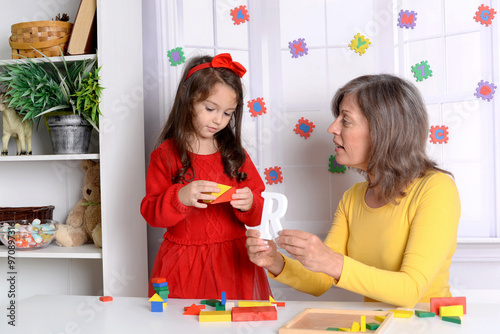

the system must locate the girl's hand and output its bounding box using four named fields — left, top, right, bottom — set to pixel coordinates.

left=275, top=229, right=344, bottom=280
left=245, top=229, right=285, bottom=276
left=230, top=186, right=253, bottom=211
left=178, top=180, right=219, bottom=208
